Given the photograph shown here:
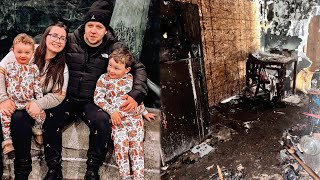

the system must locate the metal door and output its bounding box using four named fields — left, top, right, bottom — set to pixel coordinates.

left=160, top=1, right=209, bottom=162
